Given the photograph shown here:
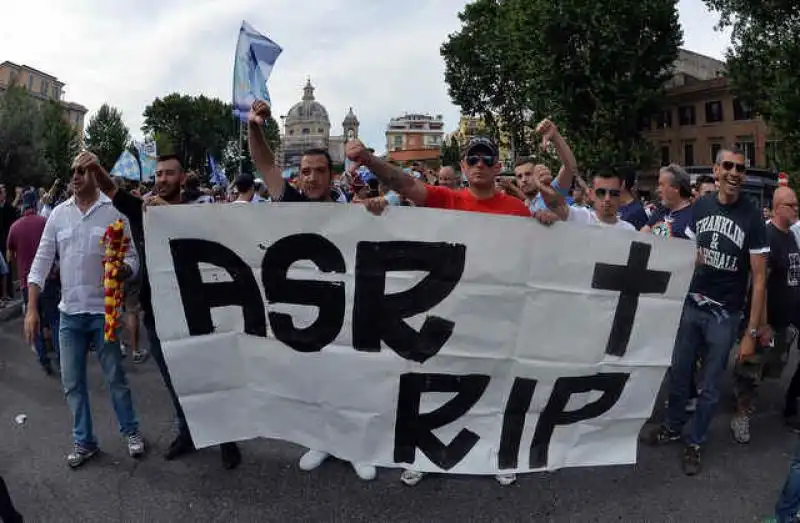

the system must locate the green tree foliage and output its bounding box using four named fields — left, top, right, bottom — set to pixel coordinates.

left=142, top=94, right=280, bottom=175
left=84, top=104, right=131, bottom=171
left=0, top=86, right=49, bottom=187
left=441, top=0, right=683, bottom=171
left=704, top=0, right=800, bottom=174
left=39, top=100, right=81, bottom=182
left=440, top=135, right=461, bottom=167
